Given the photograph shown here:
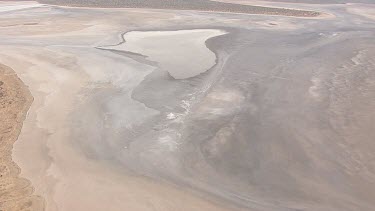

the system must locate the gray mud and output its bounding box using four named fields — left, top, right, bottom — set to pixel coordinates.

left=71, top=13, right=375, bottom=211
